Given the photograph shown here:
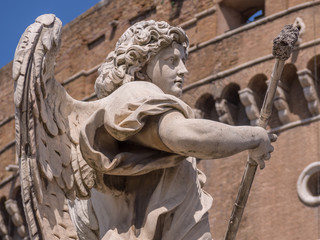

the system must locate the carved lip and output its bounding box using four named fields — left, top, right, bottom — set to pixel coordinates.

left=174, top=78, right=183, bottom=84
